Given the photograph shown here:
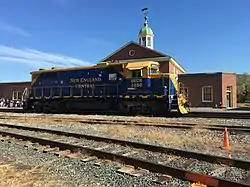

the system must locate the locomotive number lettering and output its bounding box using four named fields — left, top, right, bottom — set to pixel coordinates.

left=131, top=78, right=142, bottom=88
left=131, top=78, right=142, bottom=83
left=131, top=83, right=142, bottom=88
